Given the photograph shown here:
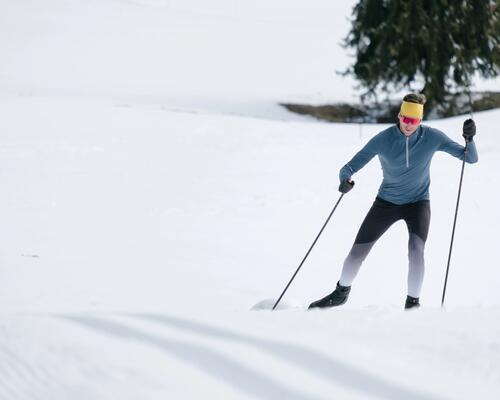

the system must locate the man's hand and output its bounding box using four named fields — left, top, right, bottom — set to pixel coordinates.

left=463, top=119, right=476, bottom=142
left=339, top=180, right=355, bottom=194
